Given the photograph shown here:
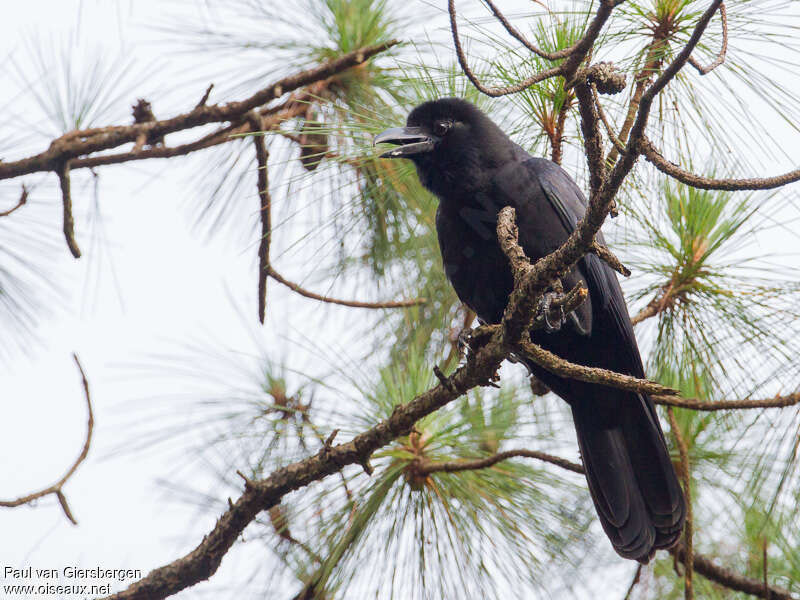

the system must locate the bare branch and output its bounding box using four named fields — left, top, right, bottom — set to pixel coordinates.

left=195, top=83, right=214, bottom=108
left=248, top=114, right=271, bottom=324
left=557, top=2, right=617, bottom=79
left=671, top=544, right=795, bottom=600
left=517, top=335, right=679, bottom=397
left=267, top=266, right=426, bottom=309
left=687, top=3, right=727, bottom=75
left=640, top=135, right=800, bottom=191
left=0, top=354, right=93, bottom=525
left=634, top=1, right=725, bottom=136
left=592, top=84, right=627, bottom=155
left=418, top=448, right=585, bottom=475
left=448, top=0, right=617, bottom=97
left=590, top=241, right=630, bottom=276
left=0, top=185, right=28, bottom=217
left=57, top=161, right=81, bottom=259
left=653, top=392, right=800, bottom=411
